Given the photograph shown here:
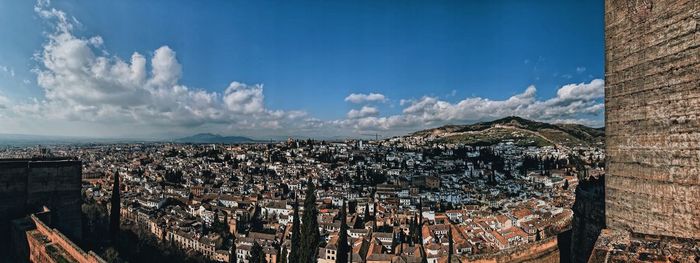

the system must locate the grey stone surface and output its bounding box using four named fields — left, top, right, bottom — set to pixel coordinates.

left=0, top=159, right=83, bottom=251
